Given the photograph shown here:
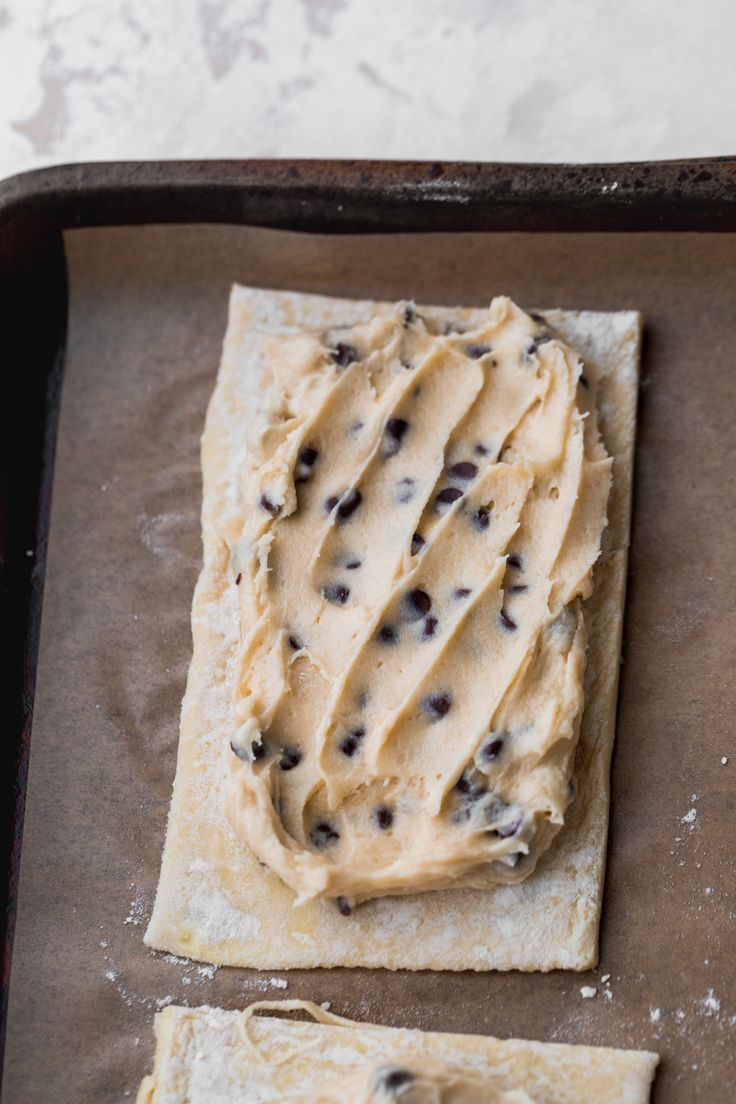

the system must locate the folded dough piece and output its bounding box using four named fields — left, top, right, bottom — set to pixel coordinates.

left=145, top=288, right=641, bottom=970
left=136, top=1000, right=658, bottom=1103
